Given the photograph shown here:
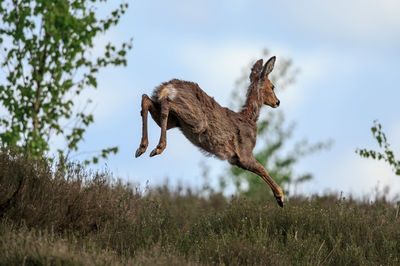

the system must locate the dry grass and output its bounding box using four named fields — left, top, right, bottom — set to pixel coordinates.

left=0, top=149, right=399, bottom=265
